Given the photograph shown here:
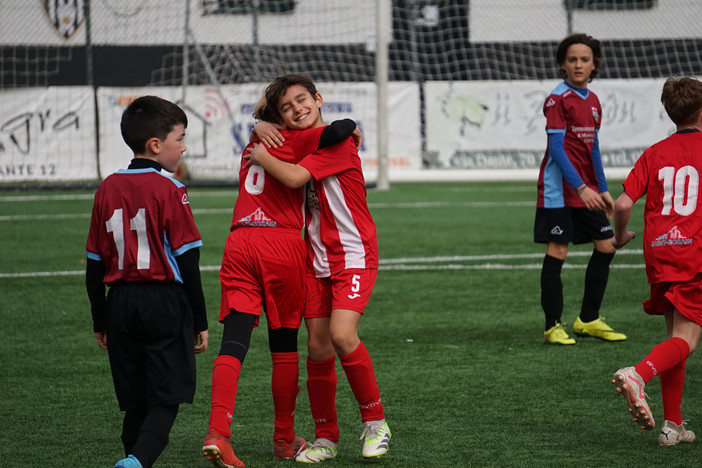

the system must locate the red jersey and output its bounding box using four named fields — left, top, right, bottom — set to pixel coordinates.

left=86, top=168, right=202, bottom=284
left=623, top=130, right=702, bottom=283
left=231, top=126, right=327, bottom=231
left=537, top=83, right=602, bottom=208
left=299, top=138, right=378, bottom=277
